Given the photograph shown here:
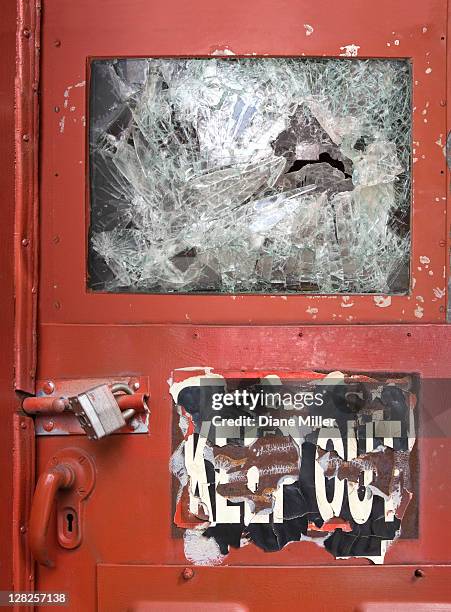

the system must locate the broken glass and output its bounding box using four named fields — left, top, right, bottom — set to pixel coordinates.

left=88, top=57, right=411, bottom=294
